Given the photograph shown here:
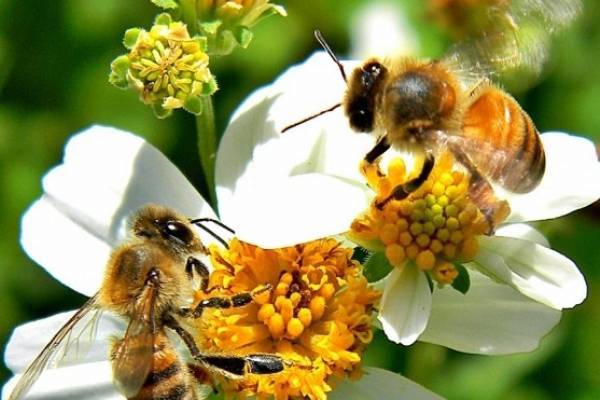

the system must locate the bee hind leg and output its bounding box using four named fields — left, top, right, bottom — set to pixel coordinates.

left=467, top=175, right=511, bottom=235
